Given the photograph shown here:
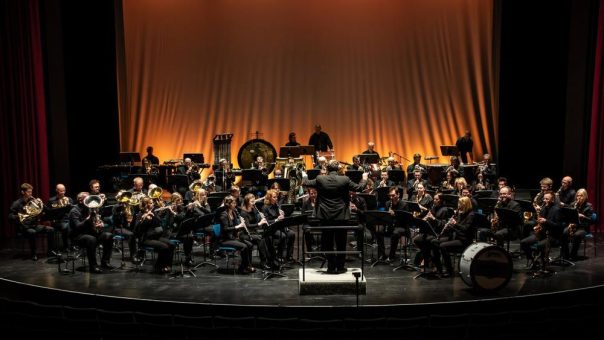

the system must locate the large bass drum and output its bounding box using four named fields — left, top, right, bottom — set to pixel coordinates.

left=459, top=242, right=513, bottom=292
left=237, top=139, right=277, bottom=174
